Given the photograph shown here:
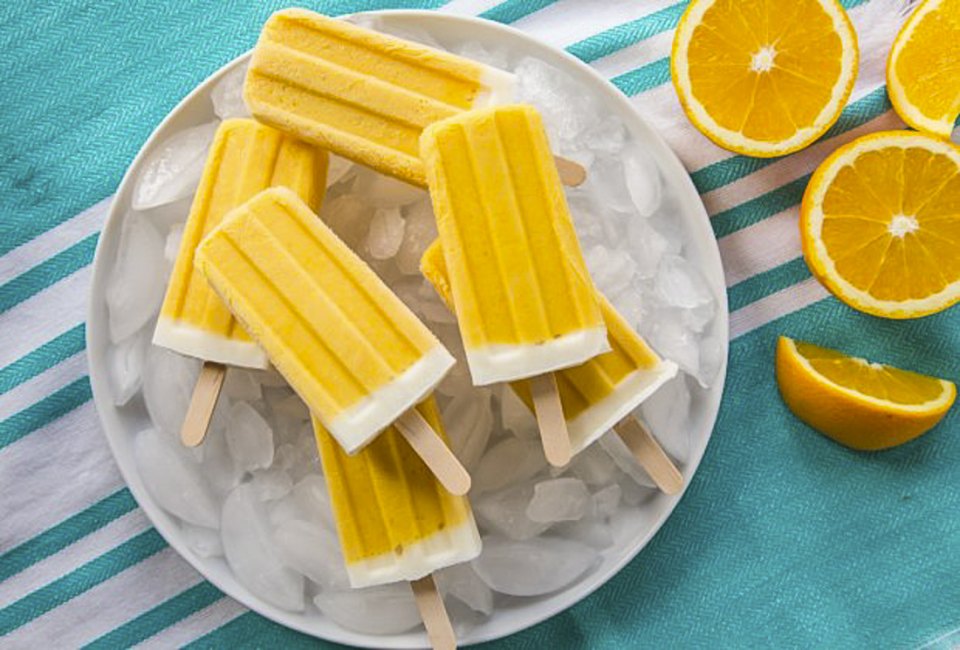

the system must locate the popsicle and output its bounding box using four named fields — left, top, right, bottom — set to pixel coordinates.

left=421, top=241, right=684, bottom=494
left=196, top=187, right=469, bottom=494
left=421, top=104, right=607, bottom=466
left=243, top=8, right=585, bottom=188
left=313, top=397, right=479, bottom=648
left=153, top=118, right=328, bottom=446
